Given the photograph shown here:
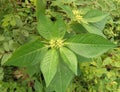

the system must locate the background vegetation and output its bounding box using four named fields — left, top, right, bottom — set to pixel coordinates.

left=0, top=0, right=120, bottom=92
